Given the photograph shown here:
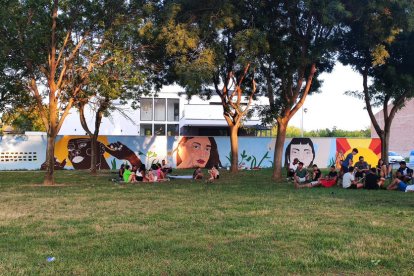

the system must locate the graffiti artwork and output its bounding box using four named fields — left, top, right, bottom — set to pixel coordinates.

left=42, top=136, right=144, bottom=170
left=284, top=138, right=316, bottom=168
left=174, top=136, right=221, bottom=169
left=0, top=134, right=383, bottom=171
left=336, top=138, right=381, bottom=168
